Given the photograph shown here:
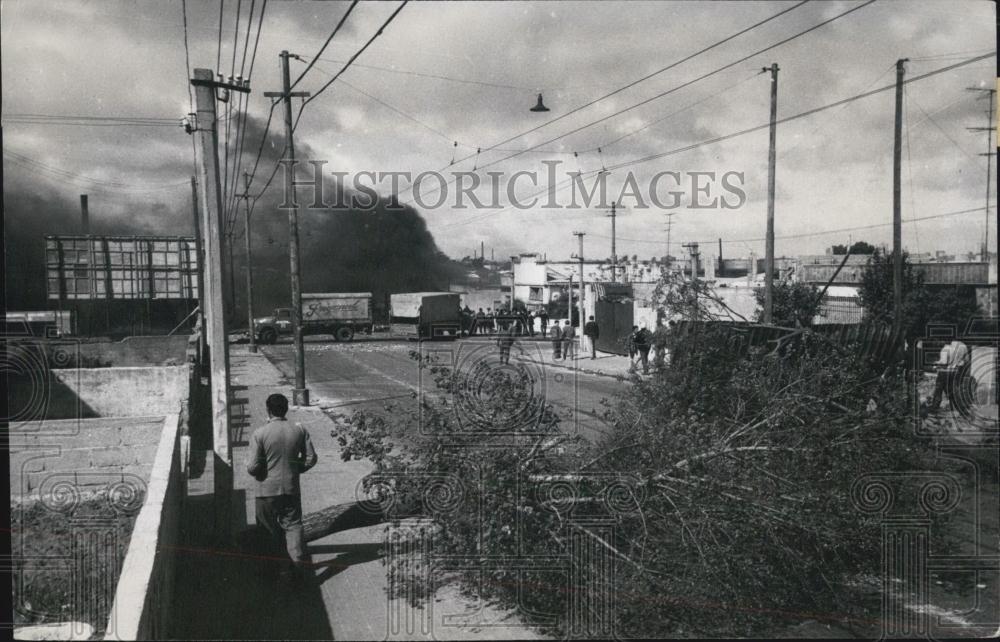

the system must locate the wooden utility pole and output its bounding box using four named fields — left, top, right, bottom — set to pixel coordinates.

left=608, top=201, right=618, bottom=282
left=966, top=86, right=996, bottom=260
left=664, top=212, right=674, bottom=267
left=763, top=63, right=779, bottom=325
left=241, top=170, right=257, bottom=353
left=572, top=232, right=586, bottom=330
left=265, top=51, right=310, bottom=406
left=190, top=67, right=248, bottom=542
left=80, top=195, right=90, bottom=234
left=892, top=59, right=908, bottom=326
left=190, top=176, right=207, bottom=364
